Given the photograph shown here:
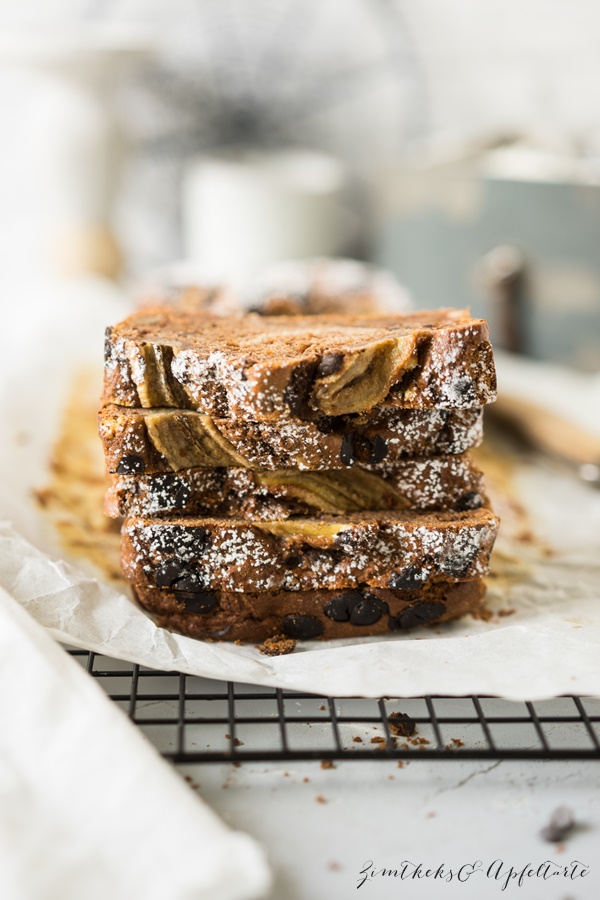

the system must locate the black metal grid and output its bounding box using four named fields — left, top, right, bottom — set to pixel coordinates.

left=69, top=649, right=600, bottom=763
